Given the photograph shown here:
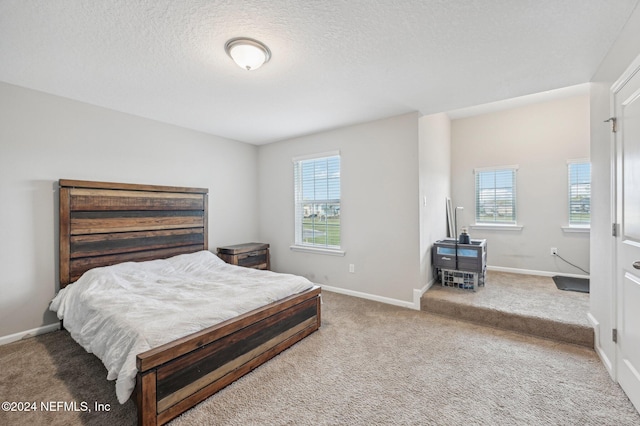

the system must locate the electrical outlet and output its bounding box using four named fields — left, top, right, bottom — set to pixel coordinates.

left=550, top=247, right=558, bottom=256
left=349, top=264, right=355, bottom=273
